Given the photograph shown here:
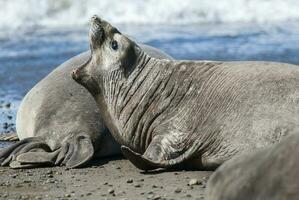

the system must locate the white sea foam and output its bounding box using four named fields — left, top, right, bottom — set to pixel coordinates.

left=0, top=0, right=299, bottom=32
